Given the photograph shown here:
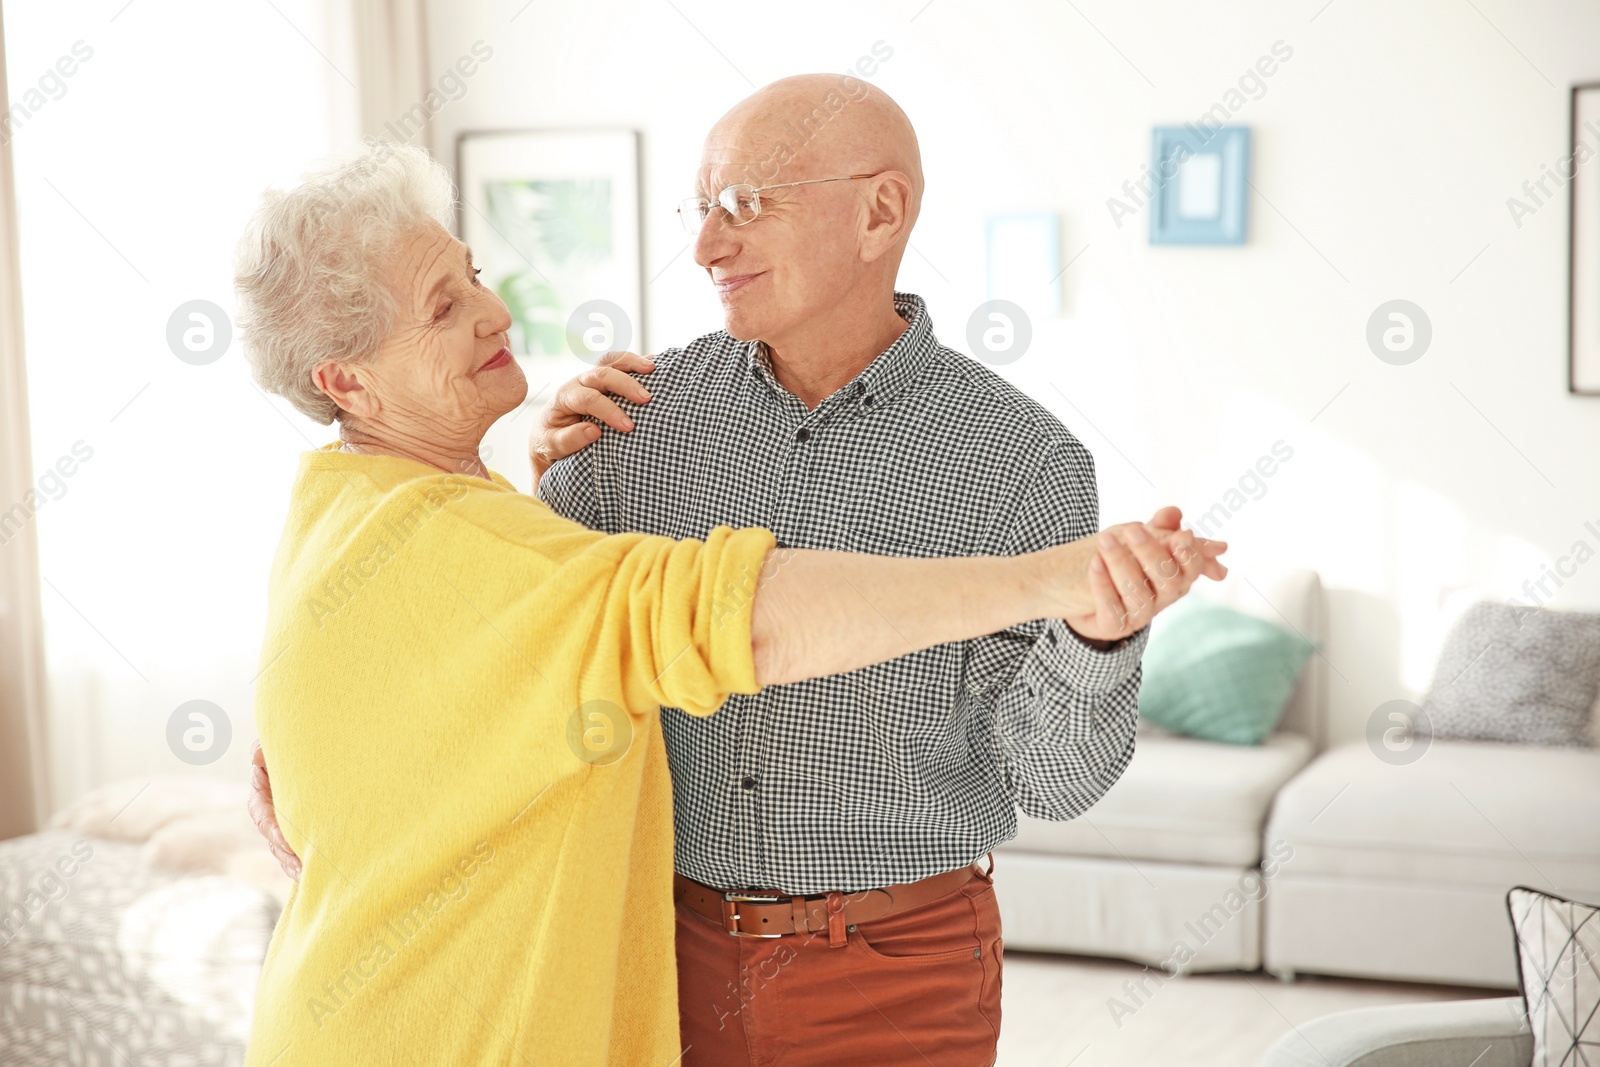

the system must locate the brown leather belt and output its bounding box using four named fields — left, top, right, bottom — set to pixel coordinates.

left=673, top=854, right=991, bottom=943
